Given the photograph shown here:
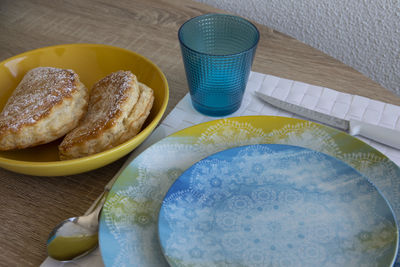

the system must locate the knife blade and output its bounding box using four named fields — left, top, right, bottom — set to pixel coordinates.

left=255, top=91, right=400, bottom=149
